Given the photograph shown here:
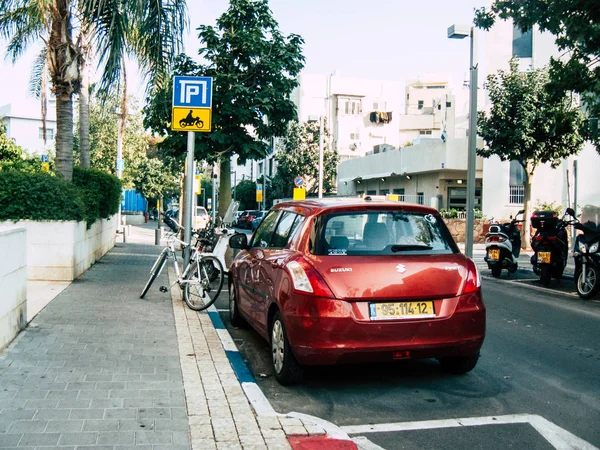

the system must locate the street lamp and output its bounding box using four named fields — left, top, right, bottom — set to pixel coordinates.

left=448, top=24, right=478, bottom=258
